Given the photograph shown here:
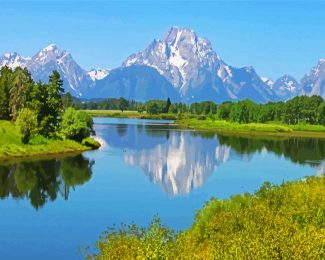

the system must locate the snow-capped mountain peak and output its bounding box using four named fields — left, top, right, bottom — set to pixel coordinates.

left=0, top=52, right=30, bottom=69
left=32, top=44, right=65, bottom=65
left=0, top=44, right=97, bottom=97
left=123, top=27, right=224, bottom=97
left=271, top=74, right=299, bottom=100
left=299, top=58, right=325, bottom=98
left=120, top=27, right=276, bottom=102
left=309, top=58, right=325, bottom=77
